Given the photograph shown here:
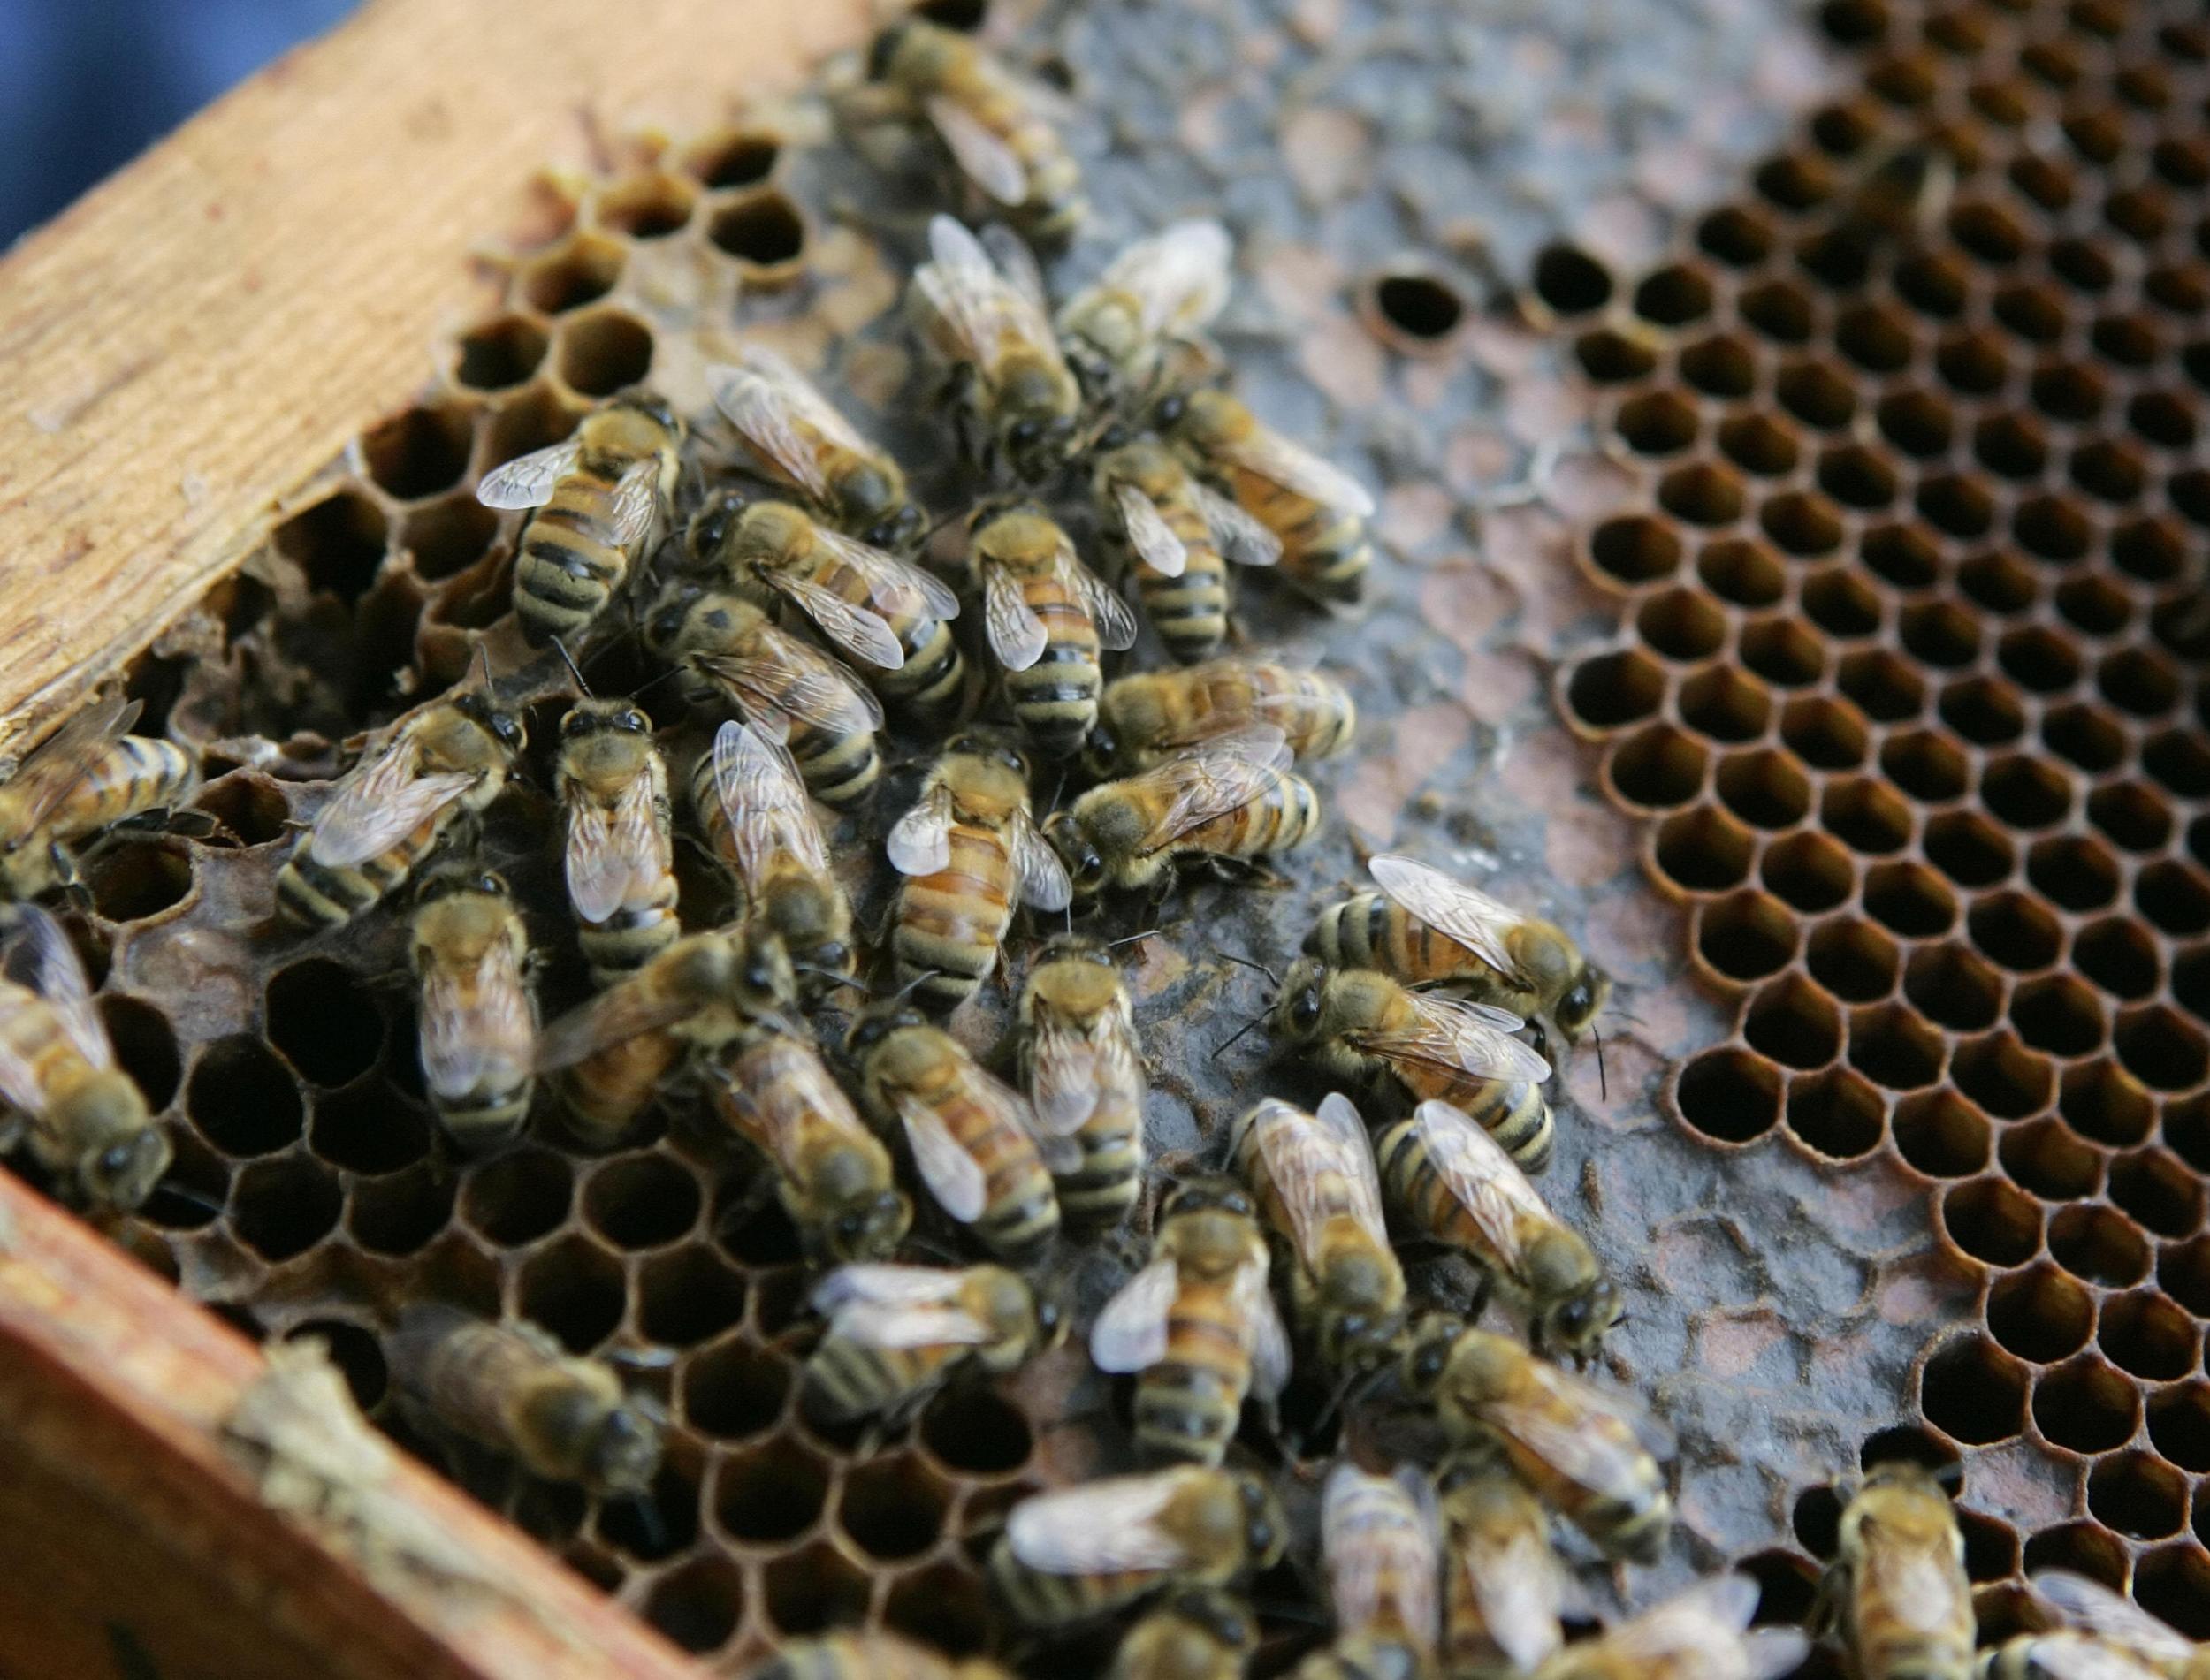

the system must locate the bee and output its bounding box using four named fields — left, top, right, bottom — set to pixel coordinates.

left=1091, top=1178, right=1291, bottom=1467
left=1091, top=654, right=1353, bottom=776
left=386, top=1304, right=665, bottom=1497
left=1533, top=1574, right=1809, bottom=1680
left=1403, top=1319, right=1673, bottom=1565
left=1157, top=389, right=1375, bottom=612
left=1110, top=1591, right=1258, bottom=1680
left=987, top=1465, right=1287, bottom=1629
left=1985, top=1570, right=2209, bottom=1679
left=693, top=719, right=854, bottom=988
left=709, top=1019, right=911, bottom=1264
left=684, top=492, right=965, bottom=721
left=0, top=695, right=200, bottom=900
left=408, top=870, right=536, bottom=1152
left=1046, top=726, right=1322, bottom=901
left=706, top=346, right=925, bottom=550
left=534, top=926, right=793, bottom=1147
left=850, top=1005, right=1068, bottom=1265
left=910, top=215, right=1084, bottom=482
left=275, top=683, right=525, bottom=929
left=1093, top=439, right=1283, bottom=666
left=800, top=1261, right=1061, bottom=1425
left=1377, top=1099, right=1619, bottom=1361
left=1434, top=1454, right=1570, bottom=1680
left=1301, top=1462, right=1442, bottom=1680
left=1309, top=854, right=1610, bottom=1053
left=750, top=1631, right=1011, bottom=1680
left=1825, top=1461, right=1976, bottom=1680
left=968, top=506, right=1137, bottom=756
left=864, top=23, right=1086, bottom=245
left=1013, top=935, right=1145, bottom=1232
left=888, top=730, right=1071, bottom=1014
left=1269, top=962, right=1555, bottom=1173
left=1230, top=1093, right=1406, bottom=1377
left=1056, top=220, right=1234, bottom=402
left=554, top=698, right=679, bottom=987
left=475, top=391, right=684, bottom=648
left=1838, top=138, right=1957, bottom=251
left=647, top=584, right=884, bottom=810
left=0, top=904, right=169, bottom=1211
